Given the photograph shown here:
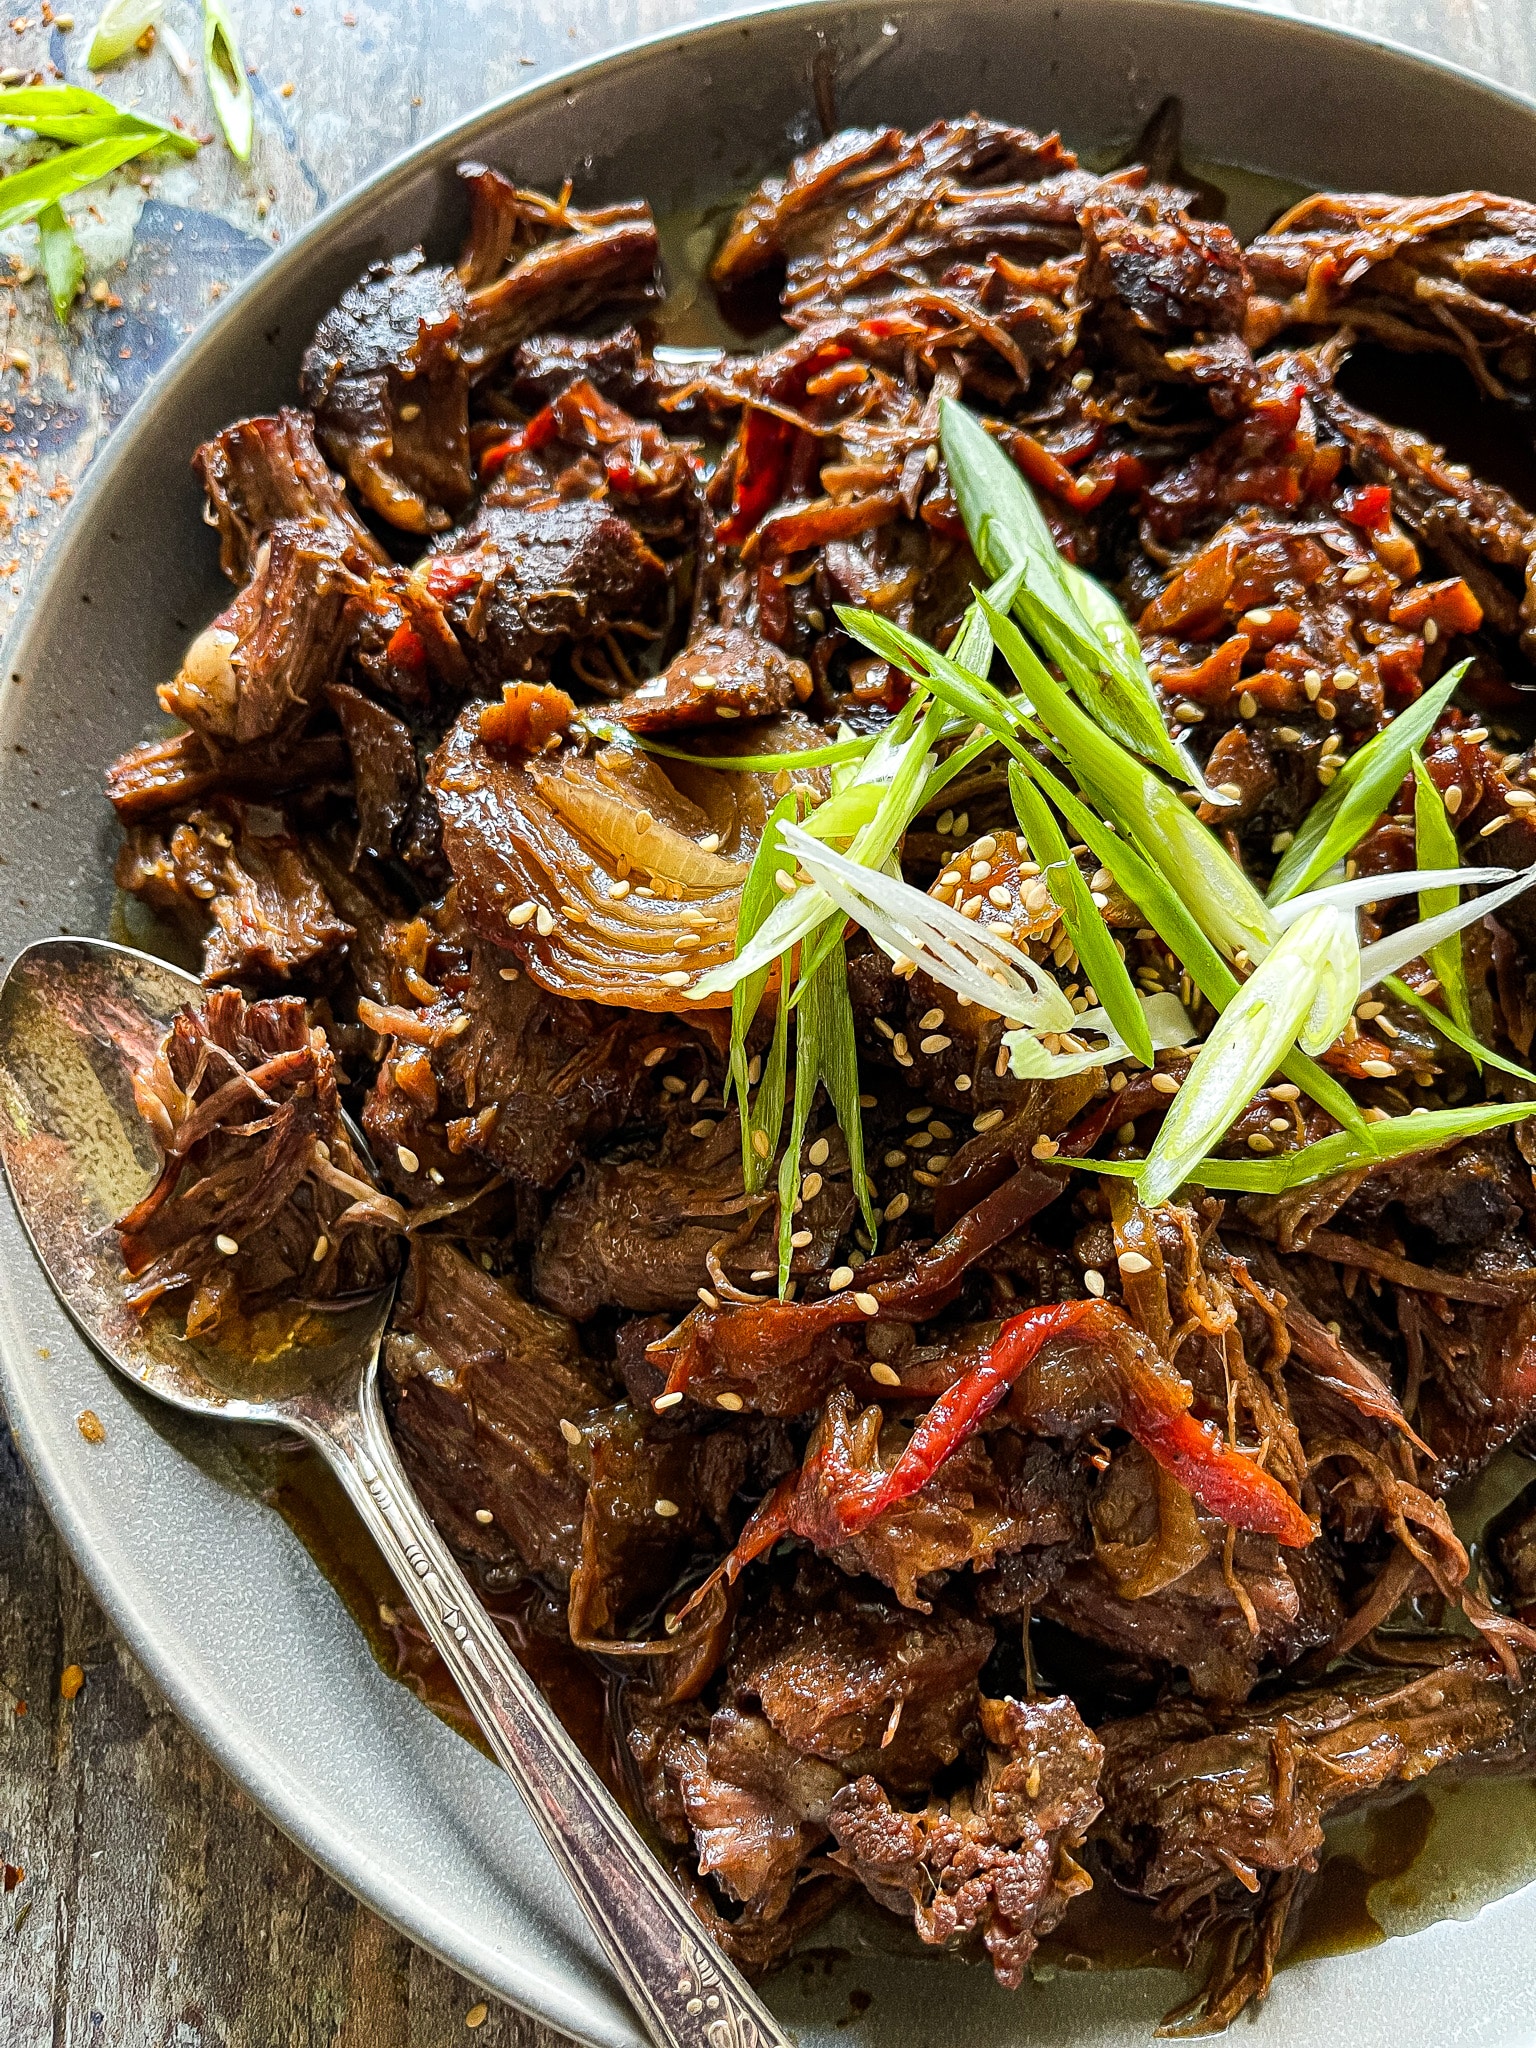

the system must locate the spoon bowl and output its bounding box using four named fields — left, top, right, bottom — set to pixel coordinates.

left=0, top=933, right=792, bottom=2048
